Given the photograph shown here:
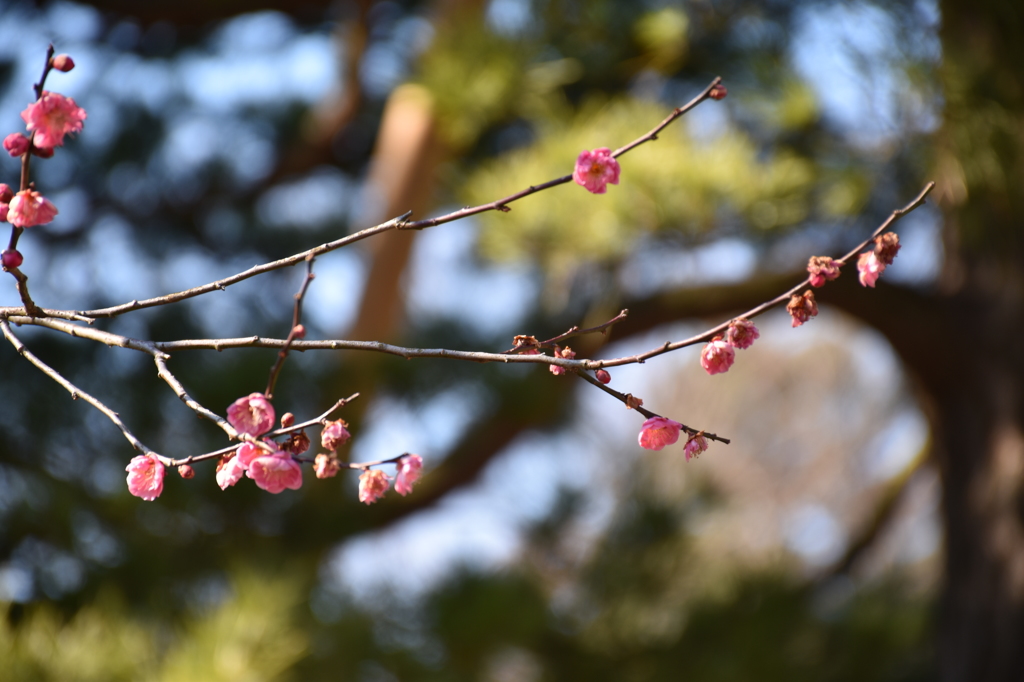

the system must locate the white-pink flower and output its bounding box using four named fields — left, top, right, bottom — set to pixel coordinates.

left=683, top=433, right=708, bottom=462
left=806, top=256, right=841, bottom=288
left=726, top=319, right=759, bottom=350
left=395, top=454, right=423, bottom=496
left=247, top=452, right=303, bottom=493
left=21, top=91, right=86, bottom=149
left=358, top=469, right=391, bottom=504
left=321, top=419, right=351, bottom=451
left=573, top=147, right=621, bottom=194
left=638, top=416, right=682, bottom=451
left=7, top=189, right=58, bottom=228
left=857, top=251, right=885, bottom=288
left=227, top=393, right=275, bottom=437
left=216, top=454, right=247, bottom=490
left=700, top=336, right=735, bottom=375
left=126, top=454, right=165, bottom=501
